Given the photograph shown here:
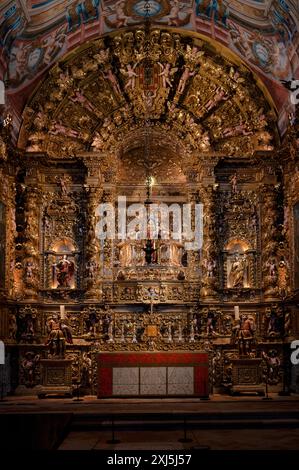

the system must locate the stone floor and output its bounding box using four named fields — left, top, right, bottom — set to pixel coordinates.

left=1, top=394, right=299, bottom=451
left=59, top=427, right=299, bottom=450
left=1, top=393, right=299, bottom=414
